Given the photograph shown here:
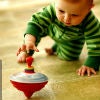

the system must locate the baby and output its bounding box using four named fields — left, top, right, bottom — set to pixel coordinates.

left=17, top=0, right=100, bottom=76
